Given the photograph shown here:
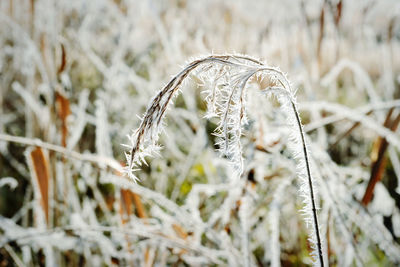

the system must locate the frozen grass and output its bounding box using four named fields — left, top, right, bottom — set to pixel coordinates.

left=125, top=54, right=324, bottom=265
left=1, top=0, right=400, bottom=266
